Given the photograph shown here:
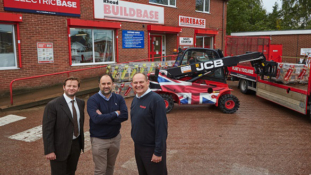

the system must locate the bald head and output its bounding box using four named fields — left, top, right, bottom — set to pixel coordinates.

left=132, top=73, right=148, bottom=82
left=99, top=74, right=114, bottom=97
left=132, top=73, right=149, bottom=97
left=99, top=74, right=114, bottom=83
